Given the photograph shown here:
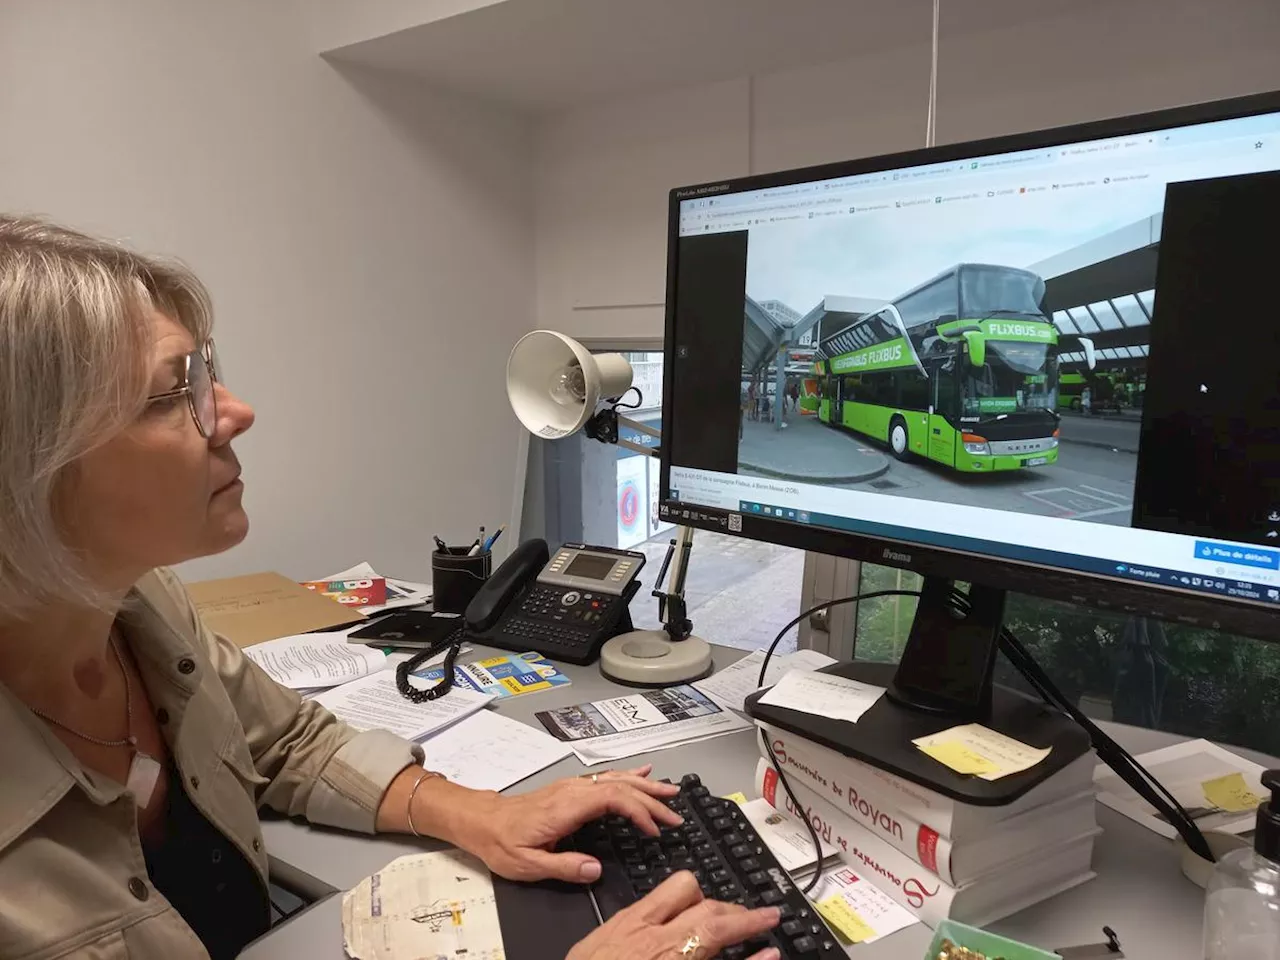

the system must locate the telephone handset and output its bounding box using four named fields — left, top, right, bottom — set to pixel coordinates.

left=463, top=538, right=646, bottom=665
